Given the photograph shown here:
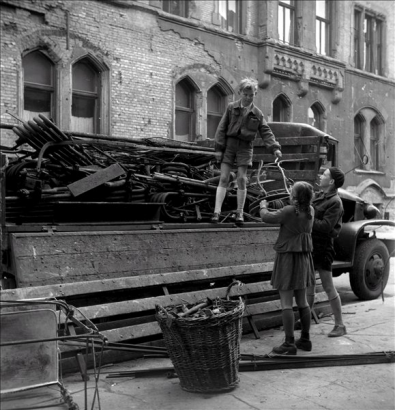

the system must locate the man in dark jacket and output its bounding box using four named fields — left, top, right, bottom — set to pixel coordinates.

left=296, top=167, right=346, bottom=349
left=211, top=77, right=282, bottom=225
